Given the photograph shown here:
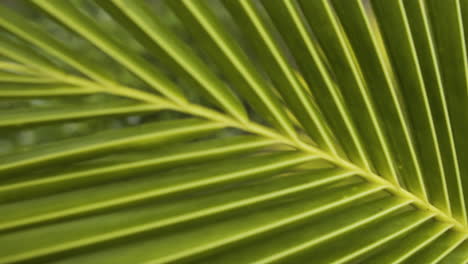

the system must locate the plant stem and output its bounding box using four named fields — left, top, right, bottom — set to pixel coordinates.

left=35, top=69, right=468, bottom=235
